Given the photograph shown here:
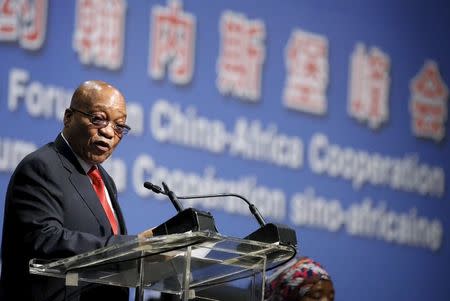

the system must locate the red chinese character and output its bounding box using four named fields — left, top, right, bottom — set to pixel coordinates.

left=216, top=11, right=265, bottom=102
left=348, top=44, right=390, bottom=128
left=410, top=60, right=448, bottom=141
left=149, top=0, right=195, bottom=85
left=73, top=0, right=126, bottom=70
left=0, top=0, right=47, bottom=50
left=283, top=30, right=328, bottom=115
